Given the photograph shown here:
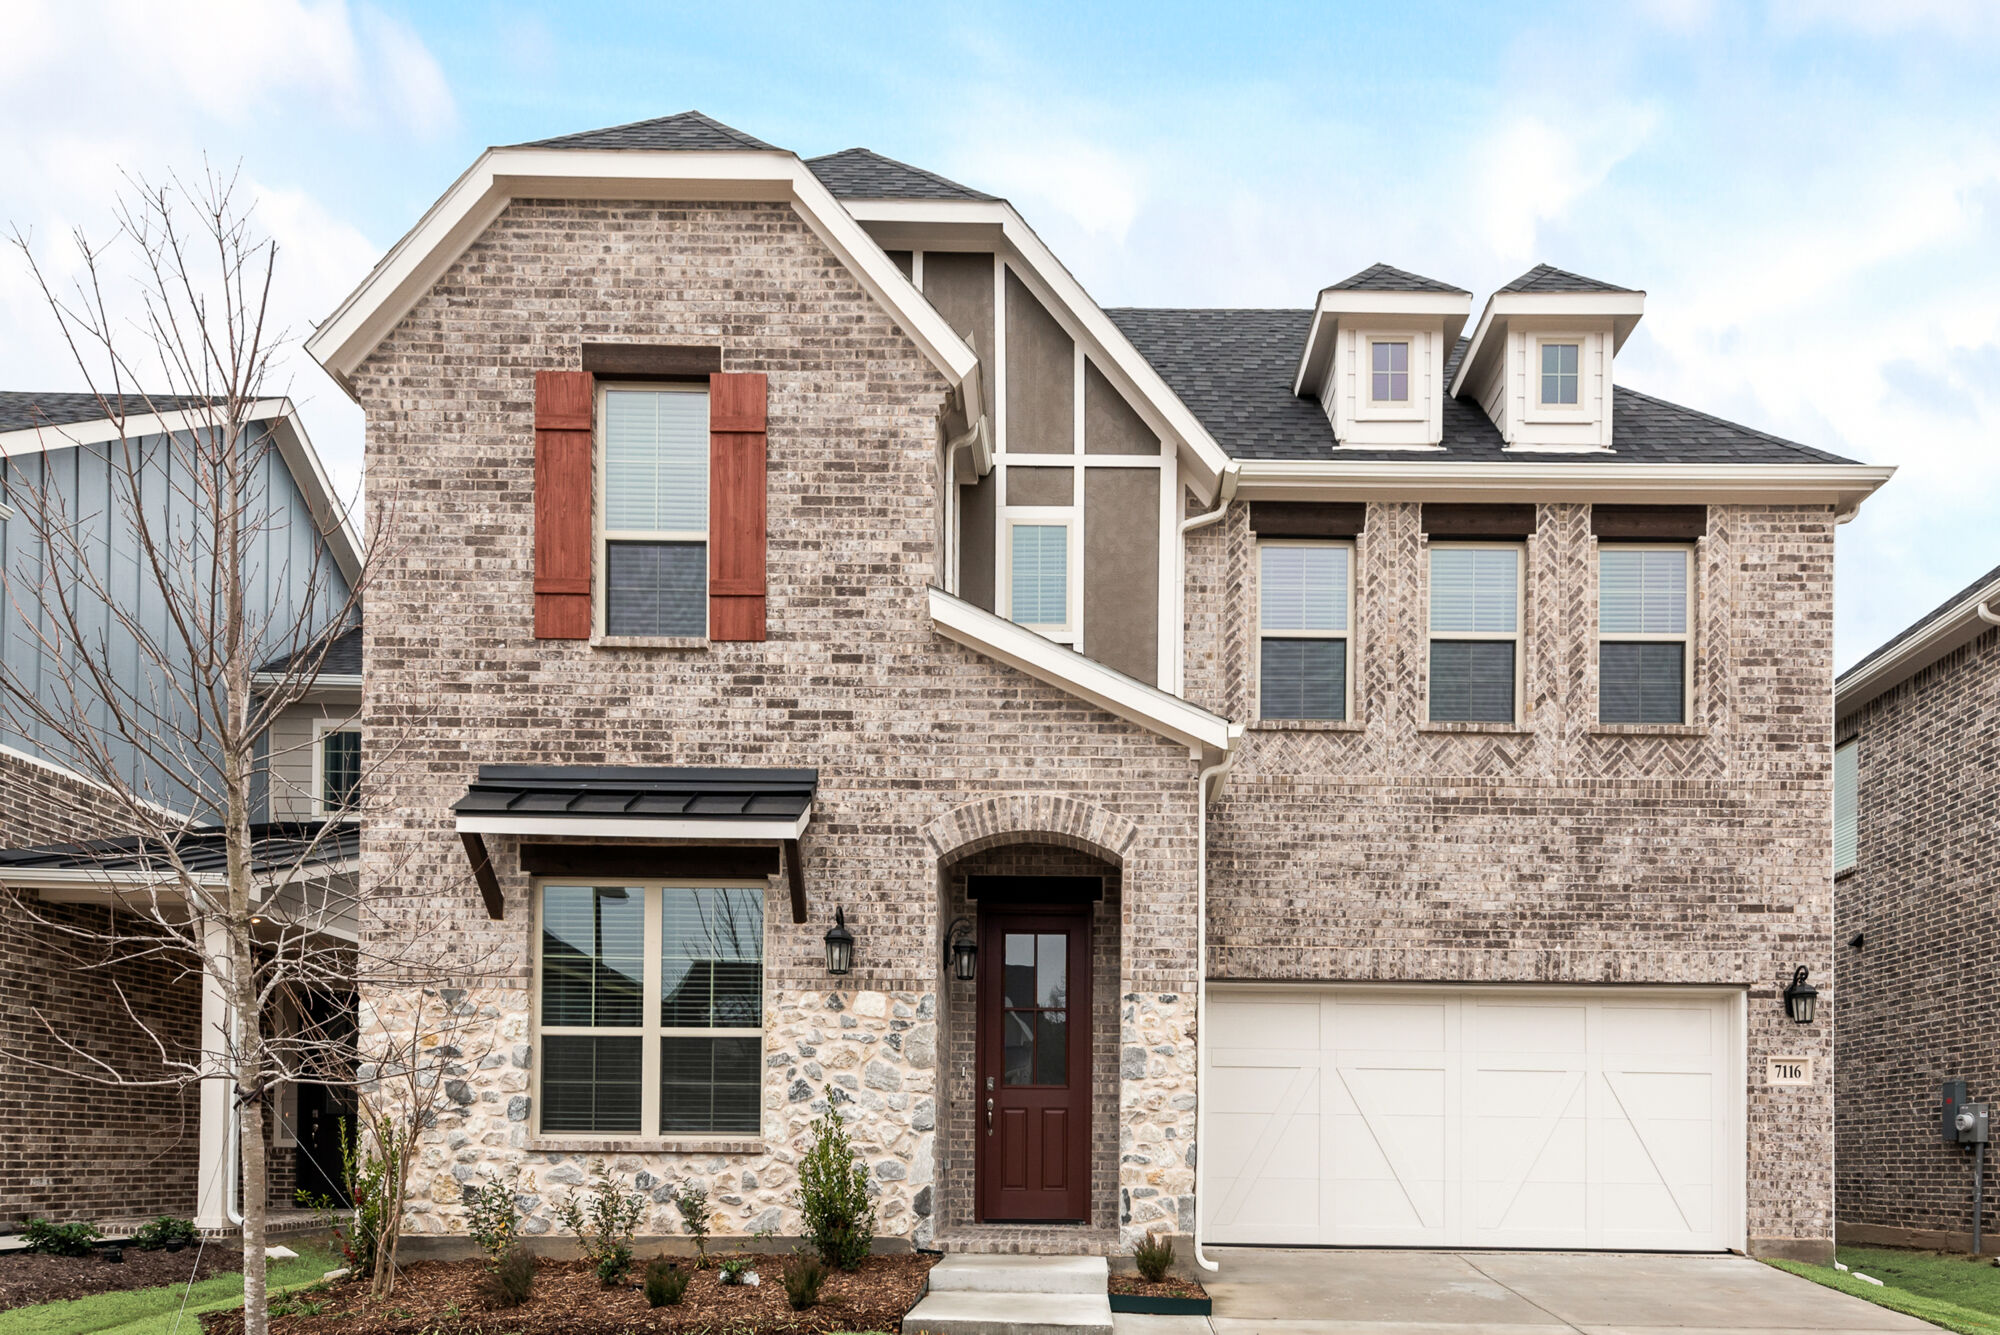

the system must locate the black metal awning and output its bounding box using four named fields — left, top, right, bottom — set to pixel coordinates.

left=450, top=765, right=818, bottom=922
